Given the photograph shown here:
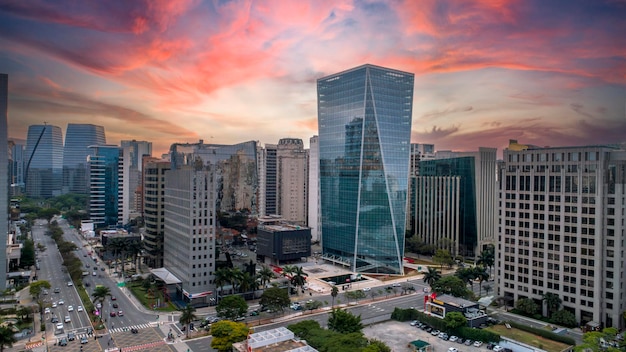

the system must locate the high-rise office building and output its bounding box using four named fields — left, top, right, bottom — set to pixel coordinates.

left=142, top=156, right=170, bottom=268
left=276, top=138, right=308, bottom=226
left=88, top=145, right=130, bottom=228
left=24, top=124, right=64, bottom=198
left=164, top=166, right=216, bottom=306
left=317, top=64, right=414, bottom=274
left=407, top=143, right=436, bottom=233
left=498, top=141, right=626, bottom=329
left=411, top=147, right=497, bottom=257
left=308, top=135, right=320, bottom=243
left=121, top=140, right=152, bottom=213
left=63, top=124, right=106, bottom=194
left=0, top=73, right=9, bottom=290
left=9, top=138, right=25, bottom=196
left=257, top=143, right=278, bottom=217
